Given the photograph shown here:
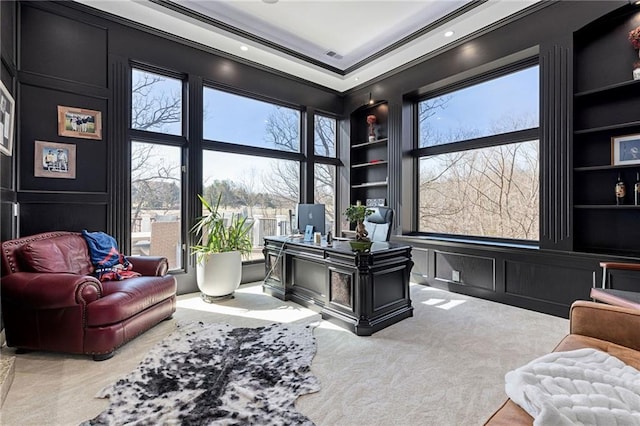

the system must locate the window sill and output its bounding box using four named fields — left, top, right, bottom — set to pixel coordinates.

left=395, top=234, right=538, bottom=250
